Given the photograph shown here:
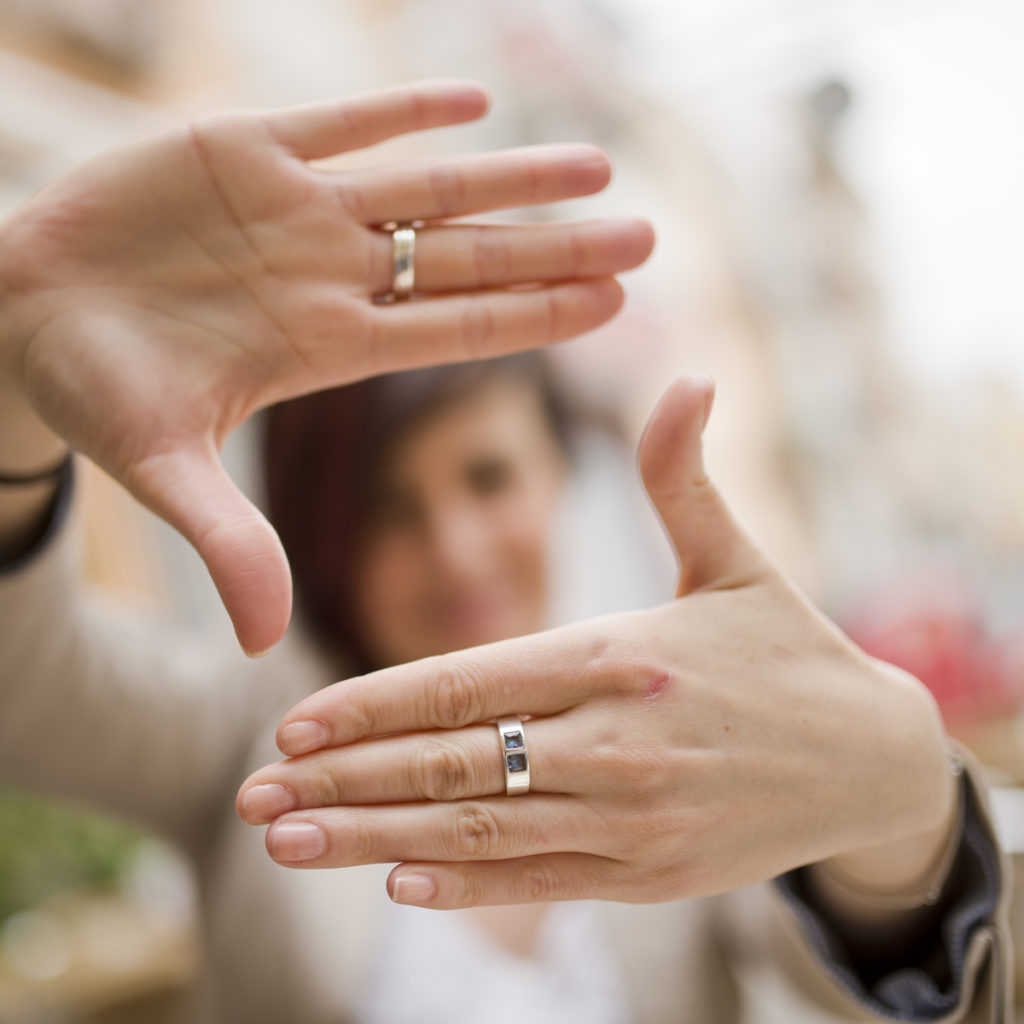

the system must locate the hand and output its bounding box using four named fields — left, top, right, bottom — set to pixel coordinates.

left=0, top=80, right=653, bottom=654
left=237, top=377, right=957, bottom=908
